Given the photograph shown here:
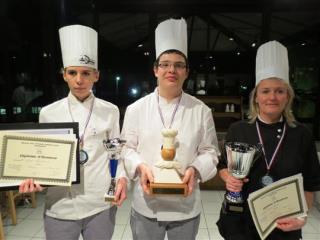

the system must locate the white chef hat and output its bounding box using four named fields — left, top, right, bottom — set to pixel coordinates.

left=59, top=25, right=98, bottom=69
left=255, top=40, right=289, bottom=85
left=155, top=18, right=188, bottom=59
